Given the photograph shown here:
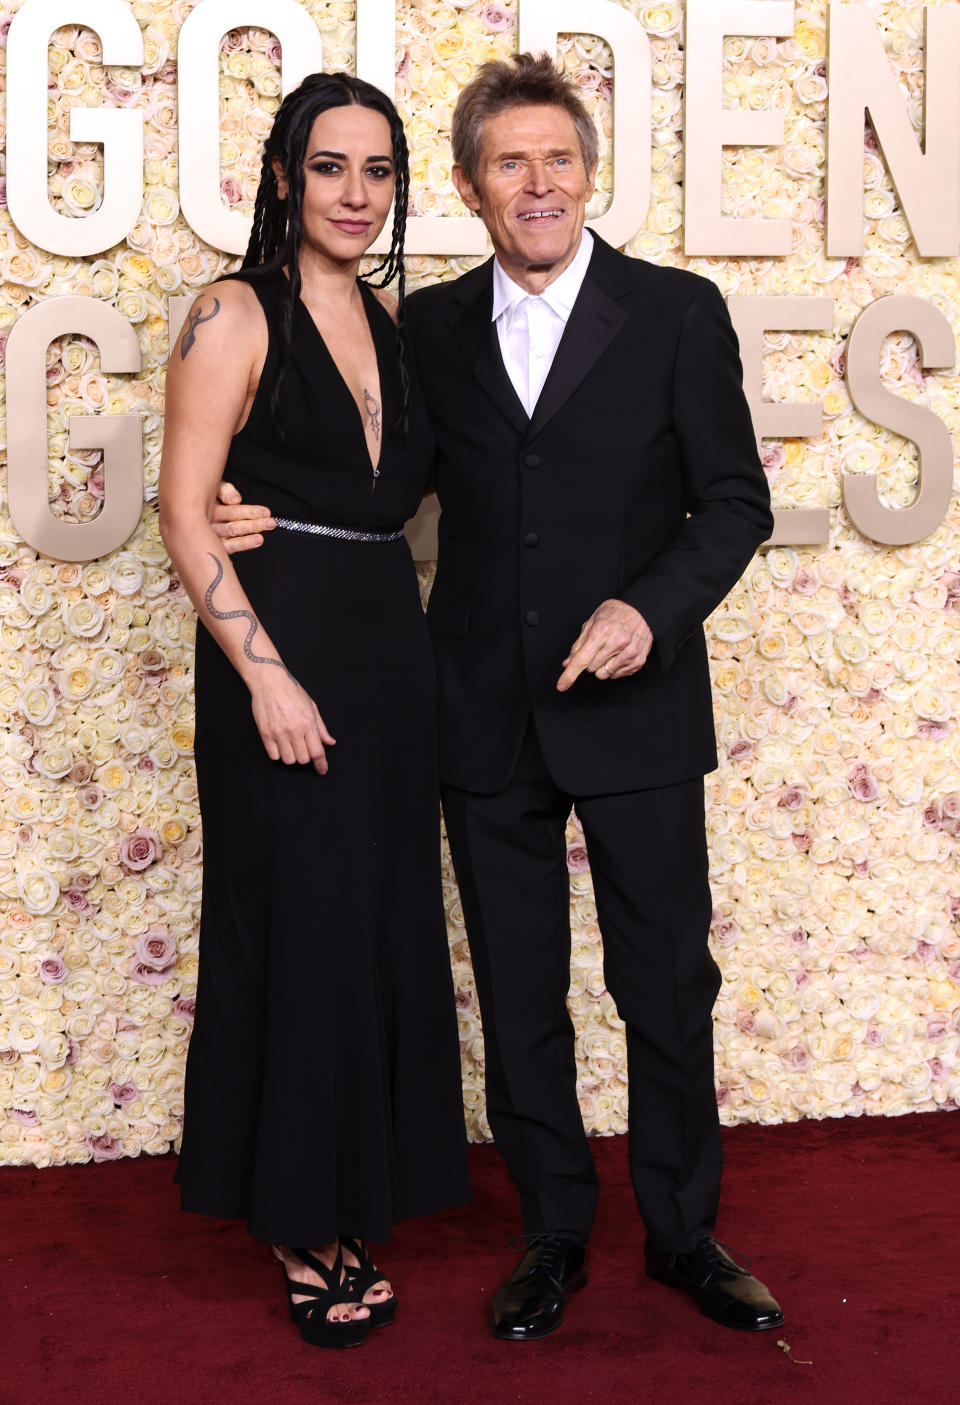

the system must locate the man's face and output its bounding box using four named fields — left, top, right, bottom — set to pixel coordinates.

left=453, top=104, right=597, bottom=290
